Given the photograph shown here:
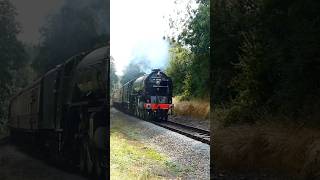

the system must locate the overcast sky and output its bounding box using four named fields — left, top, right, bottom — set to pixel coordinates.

left=10, top=0, right=64, bottom=44
left=110, top=0, right=198, bottom=76
left=10, top=0, right=197, bottom=76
